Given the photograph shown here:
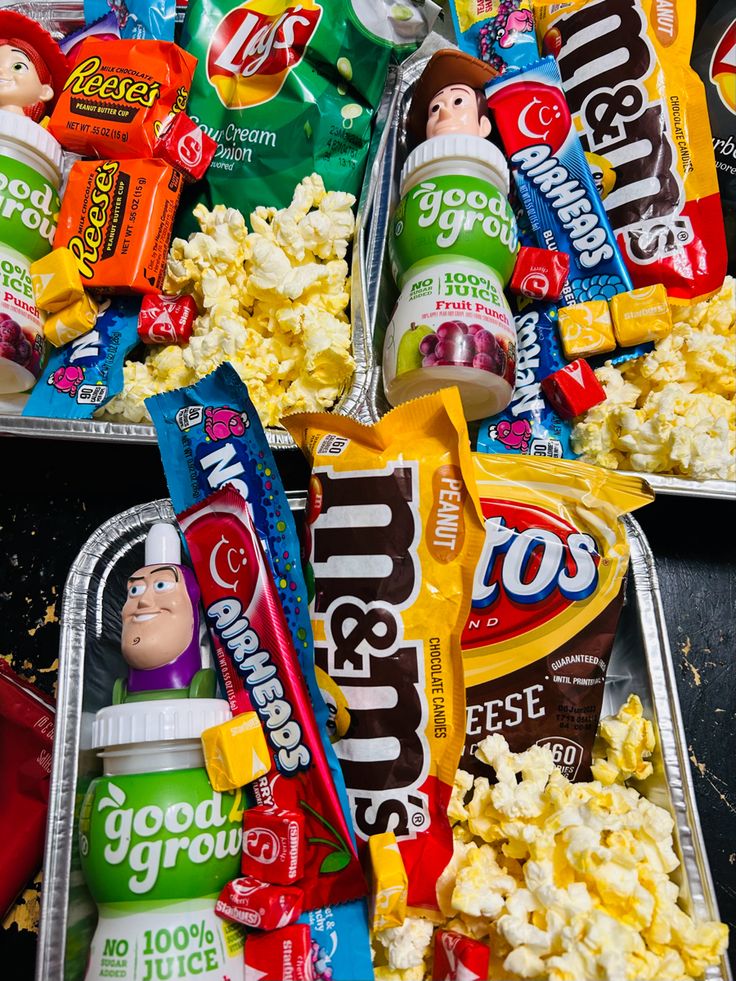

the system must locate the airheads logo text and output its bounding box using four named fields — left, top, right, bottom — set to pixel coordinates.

left=710, top=17, right=736, bottom=115
left=462, top=501, right=600, bottom=648
left=207, top=0, right=322, bottom=109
